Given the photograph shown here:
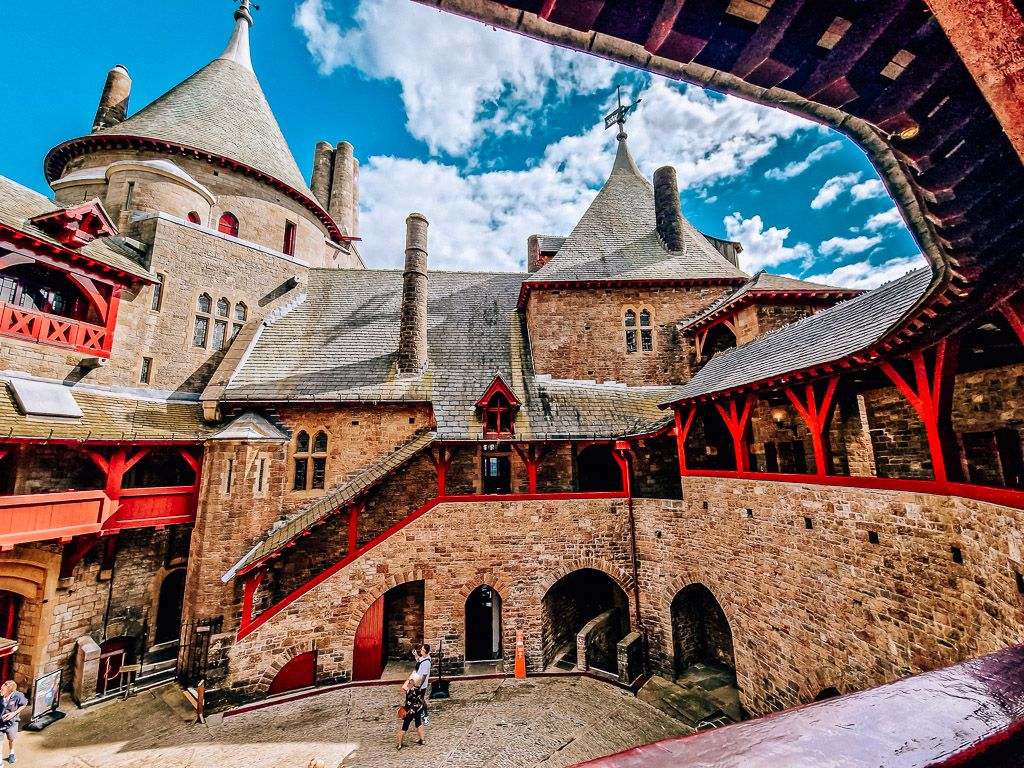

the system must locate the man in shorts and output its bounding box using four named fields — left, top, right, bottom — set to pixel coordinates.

left=0, top=681, right=27, bottom=764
